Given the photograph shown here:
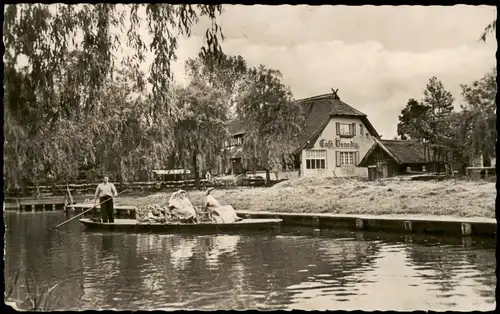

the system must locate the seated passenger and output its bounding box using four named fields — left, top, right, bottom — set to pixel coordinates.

left=168, top=190, right=198, bottom=224
left=204, top=188, right=242, bottom=223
